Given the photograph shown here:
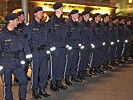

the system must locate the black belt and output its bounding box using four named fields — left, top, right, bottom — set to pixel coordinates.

left=31, top=45, right=45, bottom=51
left=0, top=52, right=19, bottom=58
